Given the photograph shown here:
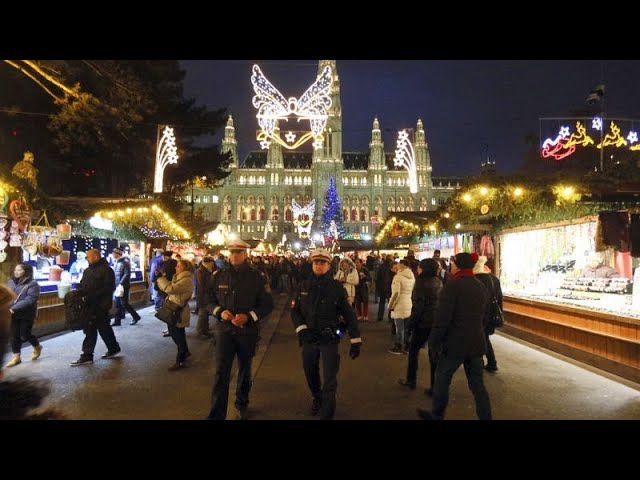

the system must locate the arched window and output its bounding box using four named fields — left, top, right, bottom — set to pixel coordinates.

left=343, top=208, right=349, bottom=221
left=259, top=208, right=266, bottom=221
left=360, top=208, right=367, bottom=222
left=285, top=208, right=293, bottom=222
left=250, top=208, right=256, bottom=221
left=351, top=209, right=357, bottom=222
